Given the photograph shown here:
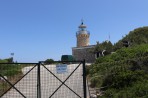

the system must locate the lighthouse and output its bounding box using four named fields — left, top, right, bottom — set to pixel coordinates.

left=76, top=20, right=90, bottom=47
left=72, top=20, right=96, bottom=63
